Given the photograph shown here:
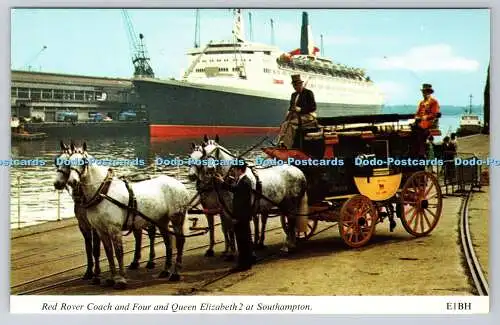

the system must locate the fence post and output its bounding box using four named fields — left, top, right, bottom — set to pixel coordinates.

left=17, top=175, right=21, bottom=229
left=57, top=190, right=61, bottom=221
